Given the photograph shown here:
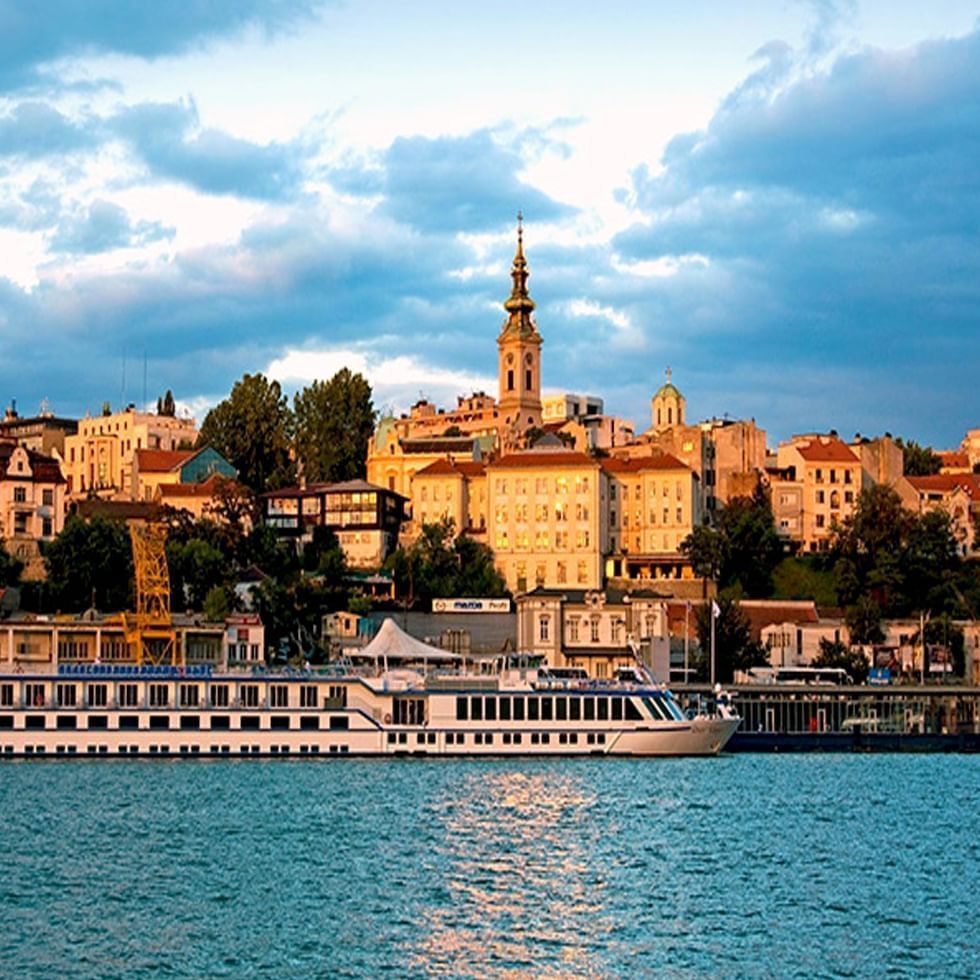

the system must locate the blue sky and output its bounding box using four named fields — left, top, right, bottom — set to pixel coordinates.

left=0, top=0, right=978, bottom=448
